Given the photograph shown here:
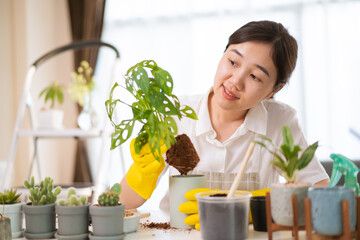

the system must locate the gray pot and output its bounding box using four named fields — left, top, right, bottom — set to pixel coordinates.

left=2, top=202, right=24, bottom=238
left=308, top=186, right=356, bottom=235
left=56, top=204, right=90, bottom=236
left=22, top=203, right=56, bottom=235
left=0, top=217, right=12, bottom=240
left=89, top=204, right=125, bottom=237
left=169, top=174, right=207, bottom=229
left=270, top=183, right=310, bottom=226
